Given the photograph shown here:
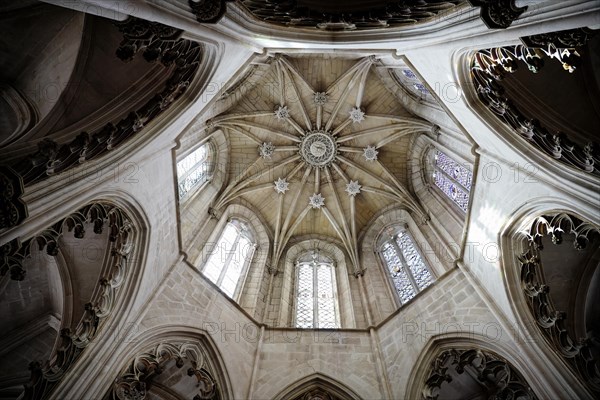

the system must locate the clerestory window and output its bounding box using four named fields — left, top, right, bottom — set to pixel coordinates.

left=294, top=251, right=340, bottom=329
left=203, top=219, right=255, bottom=298
left=431, top=149, right=472, bottom=212
left=379, top=228, right=434, bottom=305
left=177, top=142, right=214, bottom=199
